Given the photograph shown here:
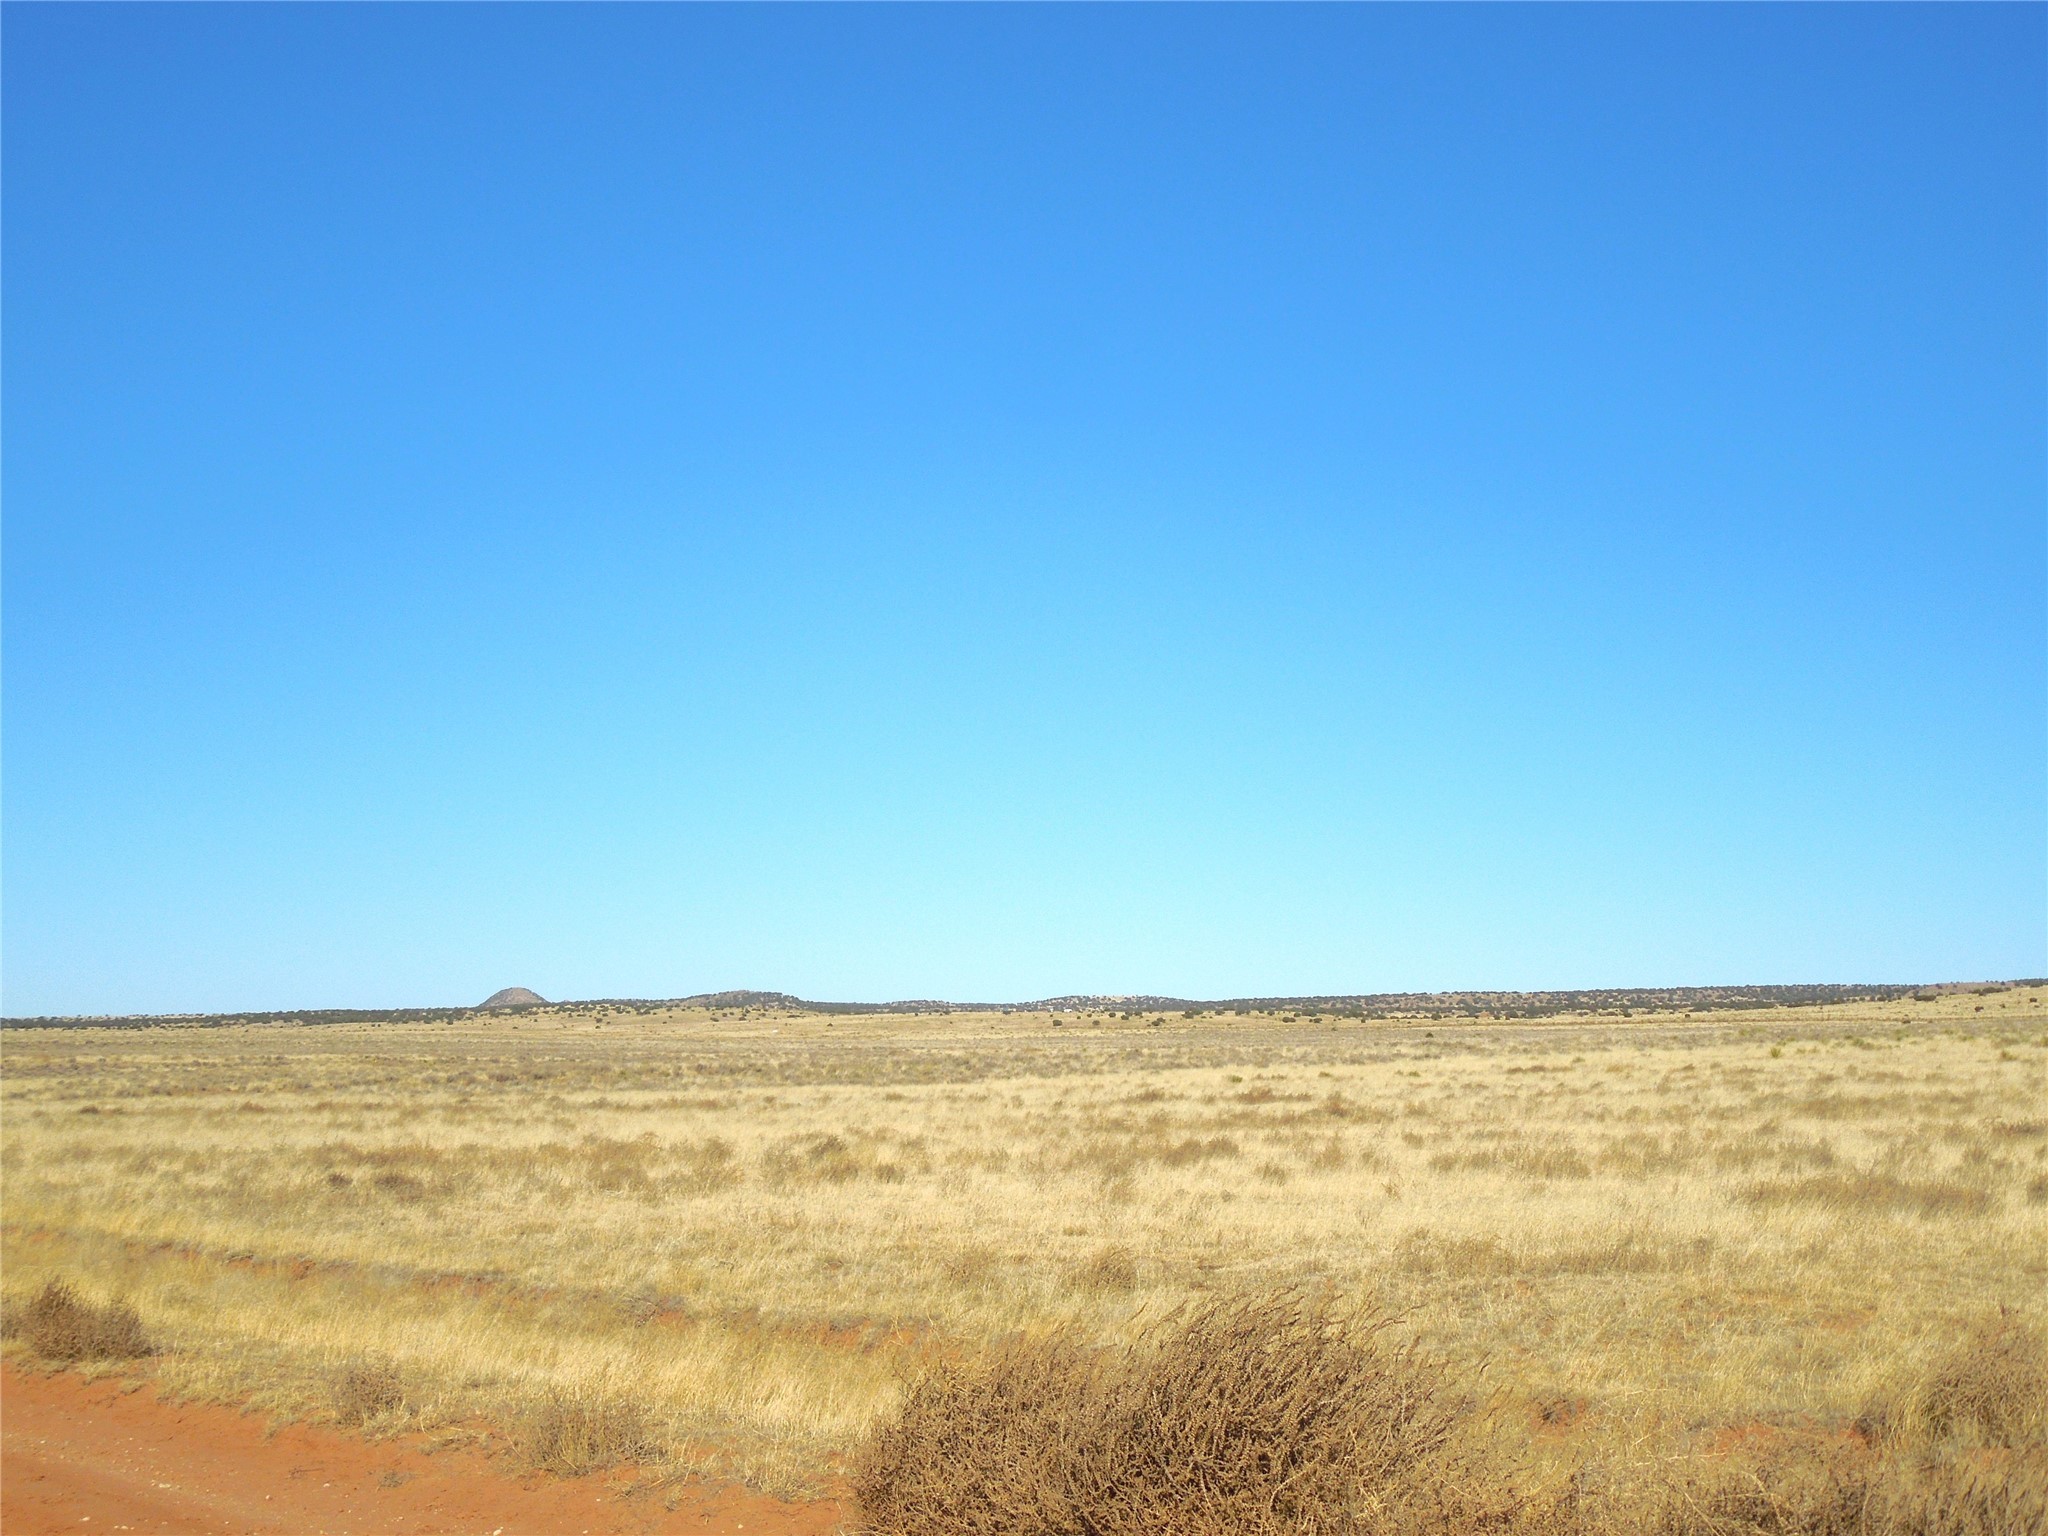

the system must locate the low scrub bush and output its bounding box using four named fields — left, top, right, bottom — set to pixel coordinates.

left=1915, top=1314, right=2048, bottom=1449
left=853, top=1290, right=1458, bottom=1535
left=7, top=1279, right=153, bottom=1363
left=856, top=1297, right=2048, bottom=1536
left=512, top=1388, right=659, bottom=1477
left=330, top=1359, right=407, bottom=1426
left=1864, top=1314, right=2048, bottom=1453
